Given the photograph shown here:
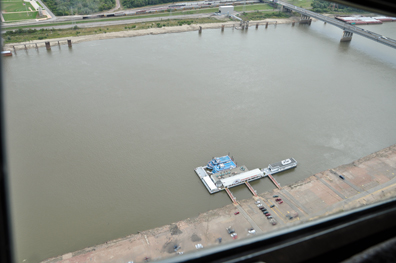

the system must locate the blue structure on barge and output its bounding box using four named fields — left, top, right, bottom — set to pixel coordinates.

left=207, top=155, right=236, bottom=174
